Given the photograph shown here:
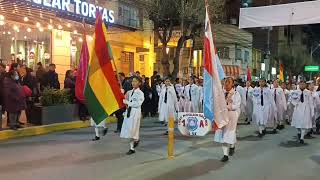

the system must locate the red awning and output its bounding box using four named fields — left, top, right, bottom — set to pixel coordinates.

left=222, top=65, right=241, bottom=77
